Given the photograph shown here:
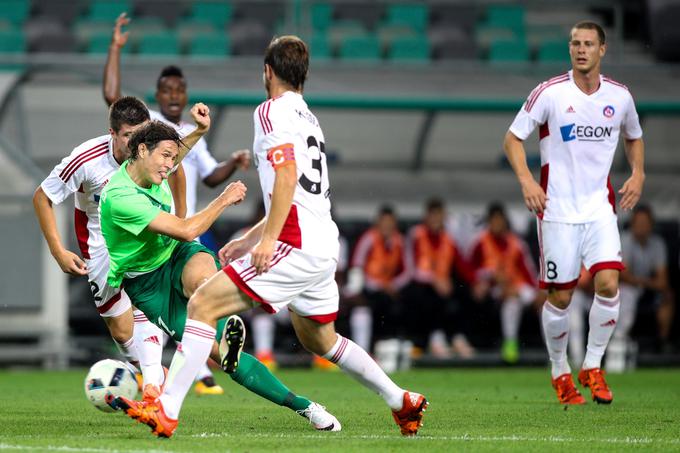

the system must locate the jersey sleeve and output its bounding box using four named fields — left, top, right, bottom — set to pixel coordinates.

left=621, top=92, right=643, bottom=140
left=107, top=187, right=161, bottom=236
left=256, top=102, right=297, bottom=170
left=191, top=137, right=219, bottom=179
left=509, top=83, right=551, bottom=140
left=40, top=151, right=87, bottom=205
